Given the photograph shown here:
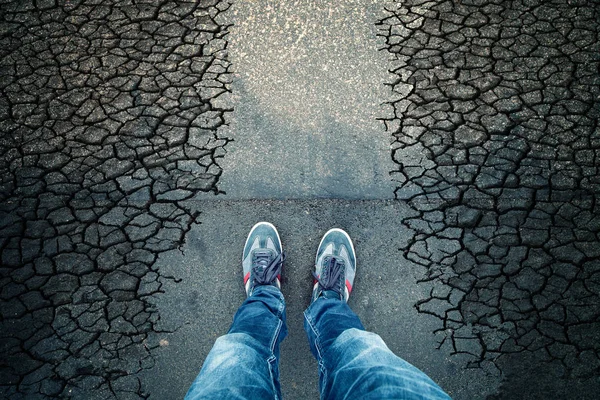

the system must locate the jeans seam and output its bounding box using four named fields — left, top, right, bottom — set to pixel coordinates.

left=268, top=289, right=284, bottom=400
left=267, top=355, right=280, bottom=400
left=269, top=318, right=283, bottom=354
left=318, top=360, right=328, bottom=400
left=304, top=310, right=324, bottom=363
left=305, top=311, right=329, bottom=400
